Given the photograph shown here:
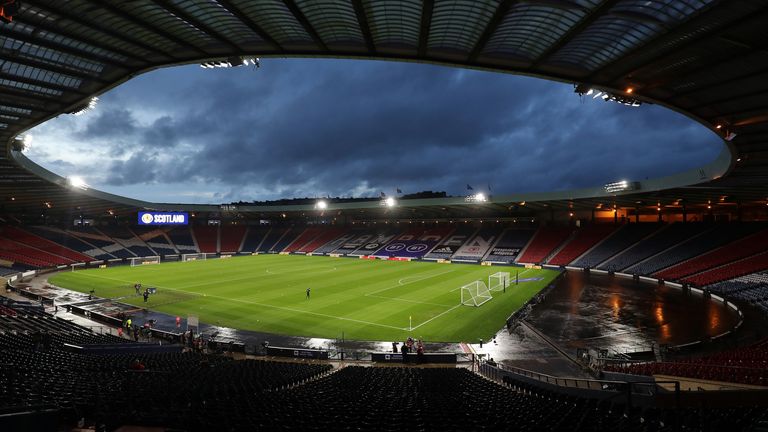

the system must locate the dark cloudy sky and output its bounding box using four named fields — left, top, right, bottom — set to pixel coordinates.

left=26, top=58, right=723, bottom=204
